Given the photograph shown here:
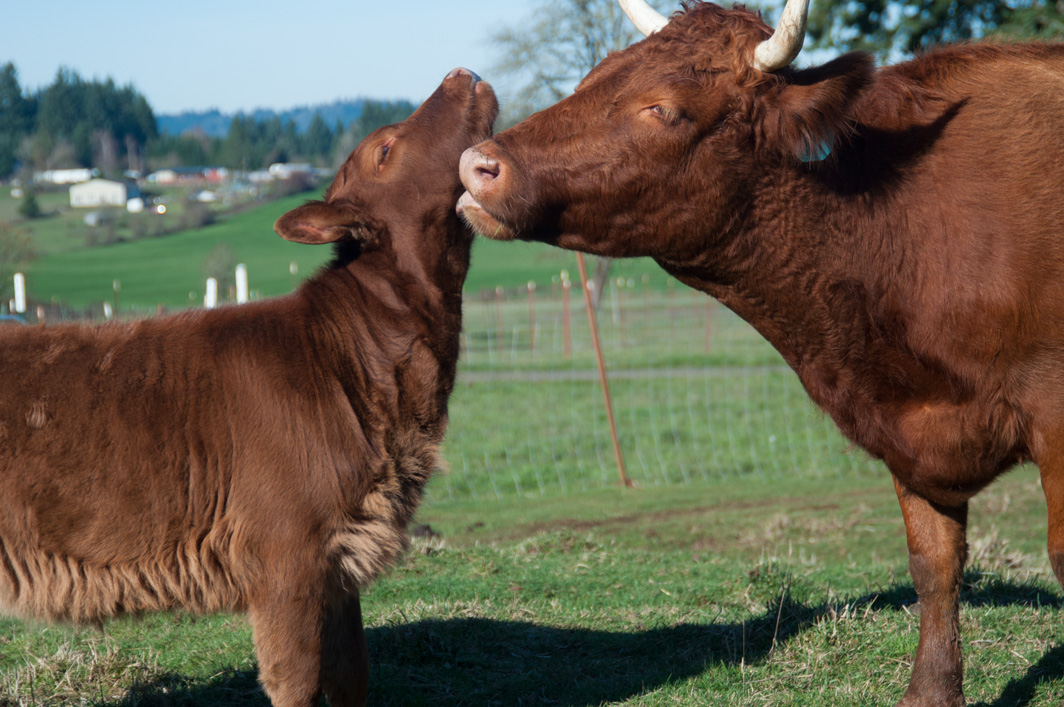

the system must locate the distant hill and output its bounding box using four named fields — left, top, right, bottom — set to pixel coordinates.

left=158, top=99, right=370, bottom=137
